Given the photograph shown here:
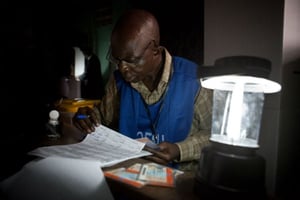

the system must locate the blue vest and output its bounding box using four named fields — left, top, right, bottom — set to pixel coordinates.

left=115, top=56, right=200, bottom=144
